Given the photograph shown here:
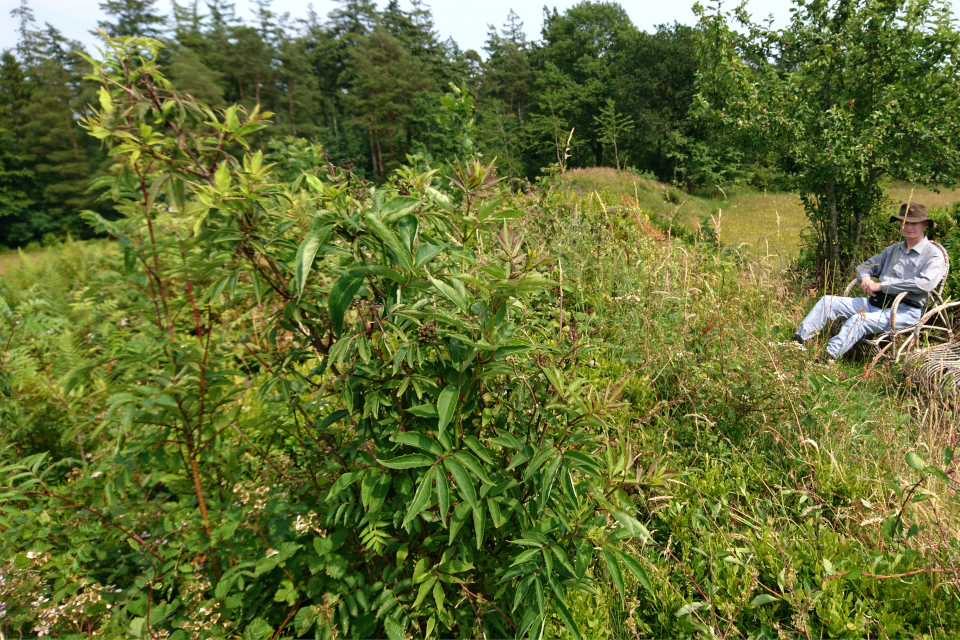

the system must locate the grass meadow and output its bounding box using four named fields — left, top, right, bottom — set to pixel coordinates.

left=564, top=168, right=960, bottom=264
left=4, top=169, right=960, bottom=636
